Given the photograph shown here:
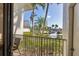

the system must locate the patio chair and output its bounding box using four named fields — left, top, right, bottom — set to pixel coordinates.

left=12, top=38, right=21, bottom=55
